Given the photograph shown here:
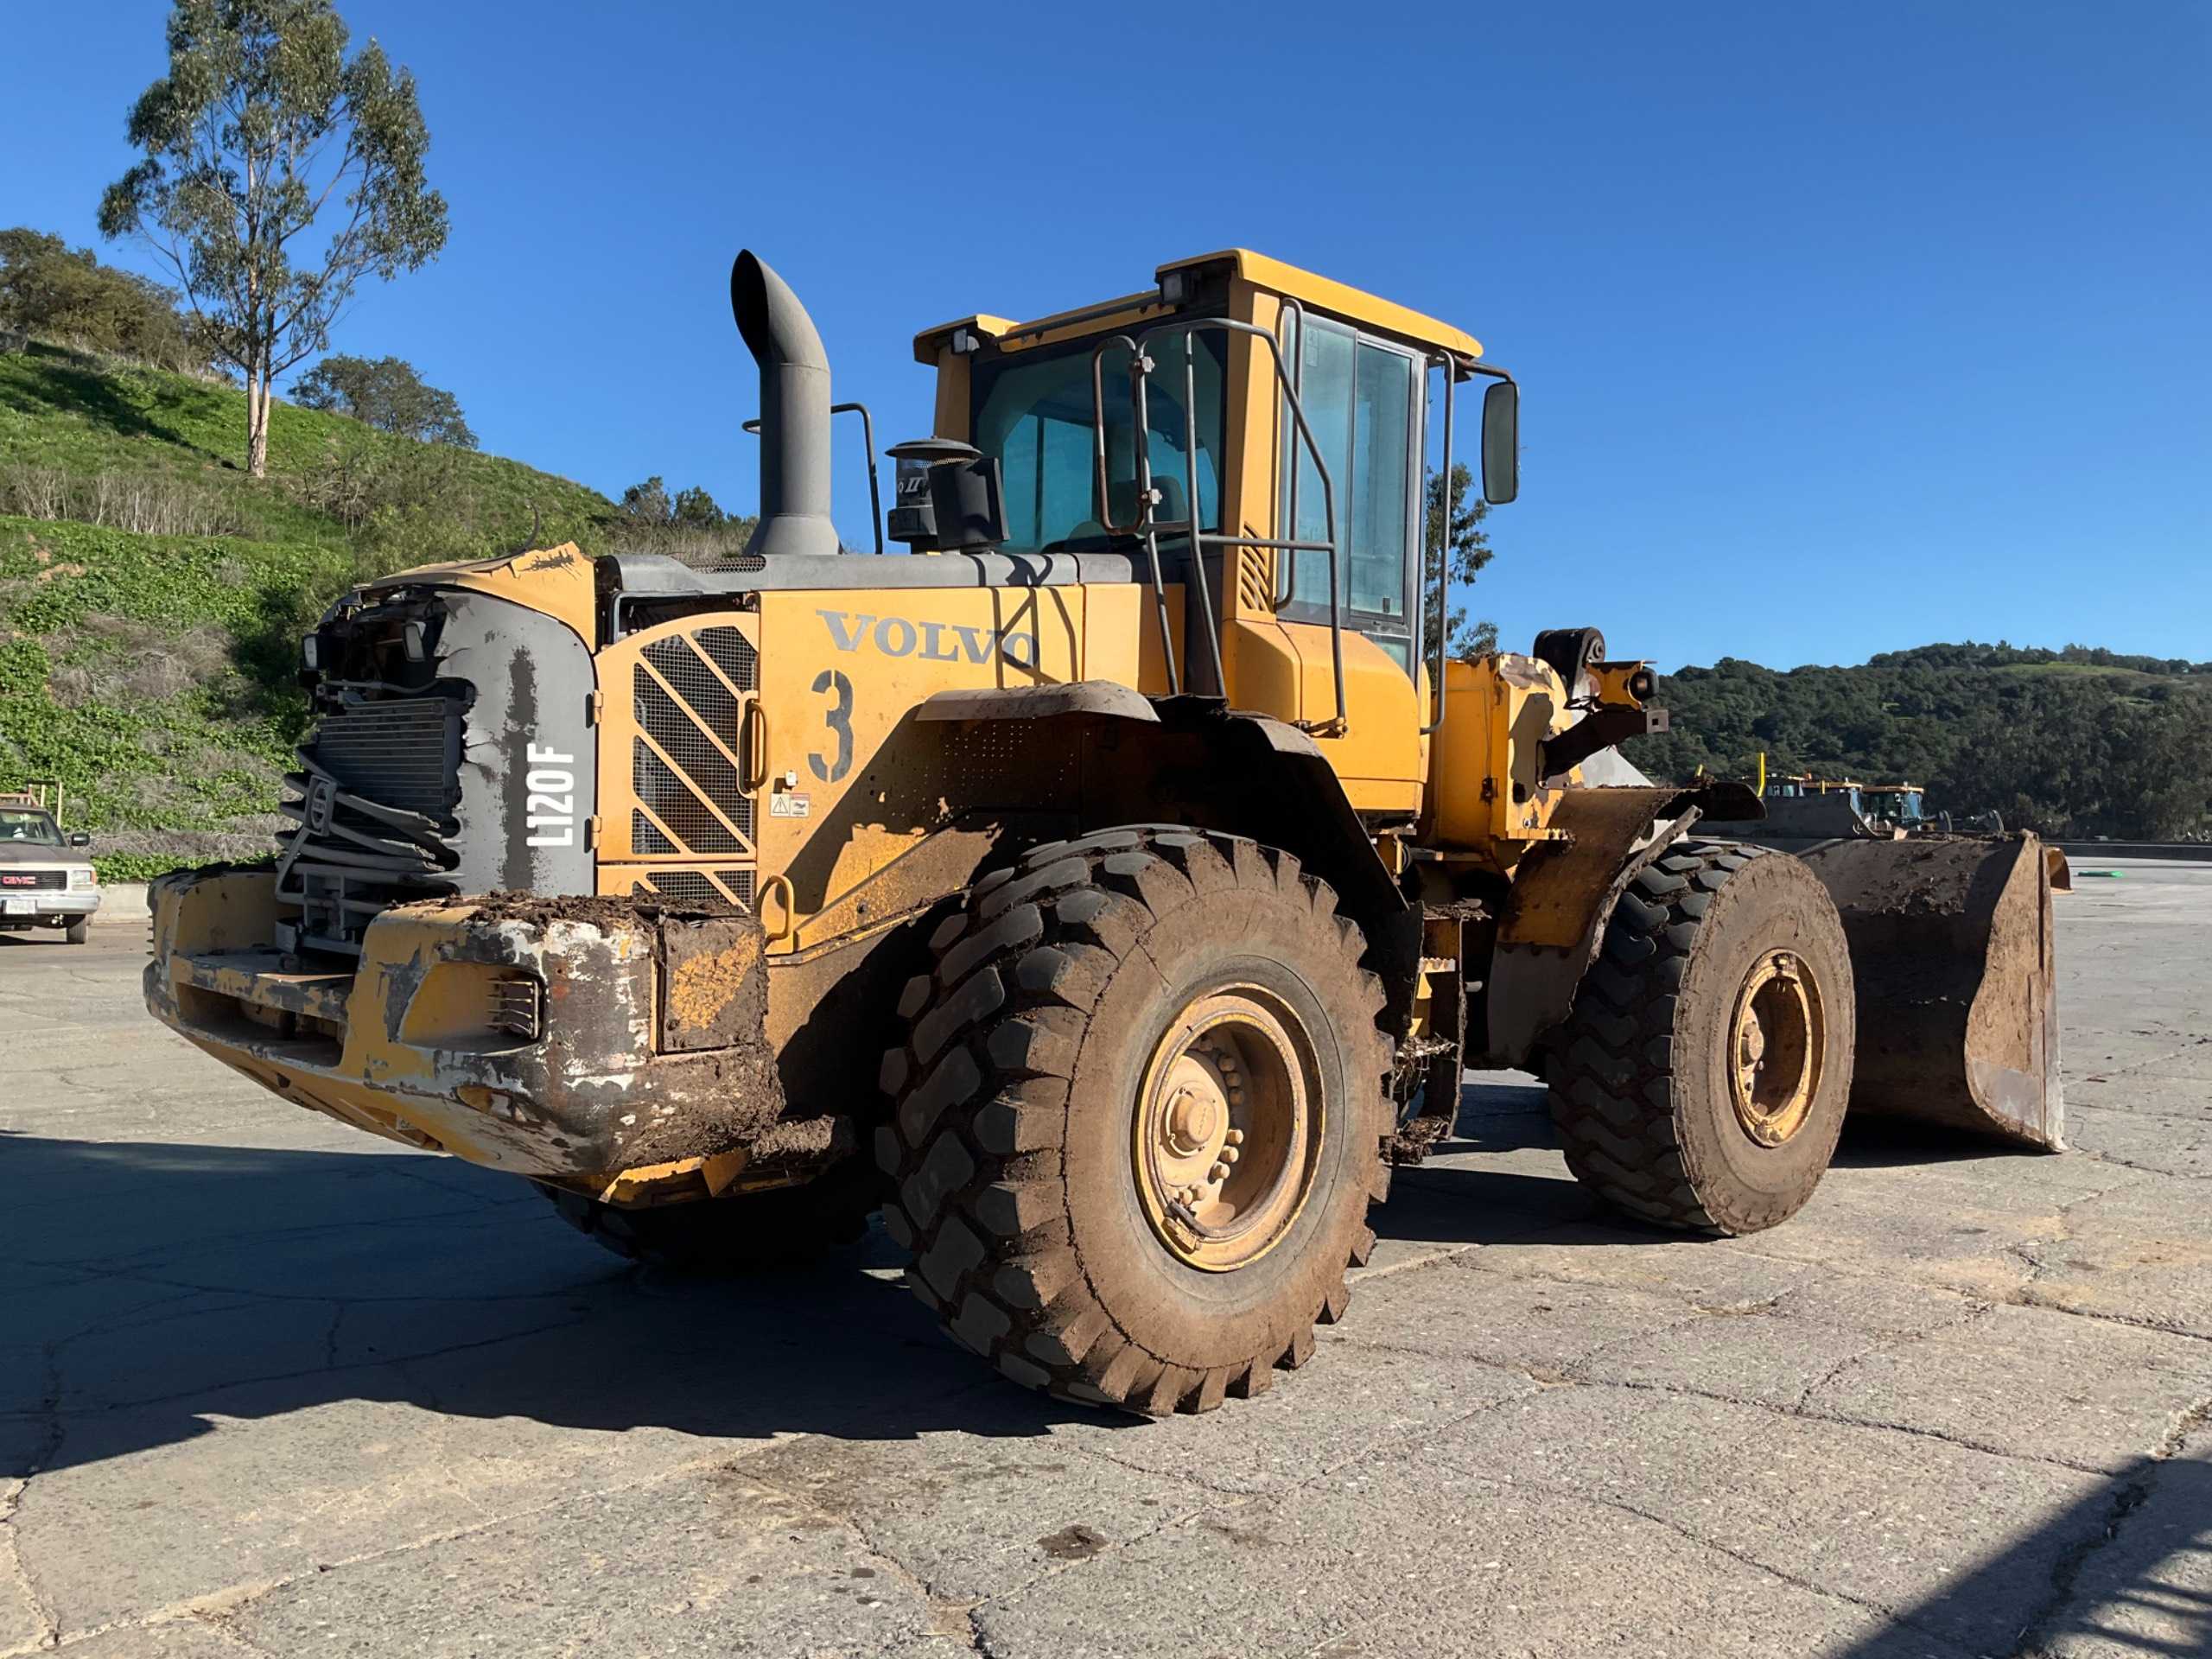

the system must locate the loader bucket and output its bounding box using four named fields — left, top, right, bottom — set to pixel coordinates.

left=1794, top=834, right=2067, bottom=1150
